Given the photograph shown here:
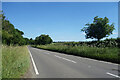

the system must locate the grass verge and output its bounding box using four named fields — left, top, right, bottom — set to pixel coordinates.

left=32, top=44, right=119, bottom=64
left=2, top=45, right=30, bottom=78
